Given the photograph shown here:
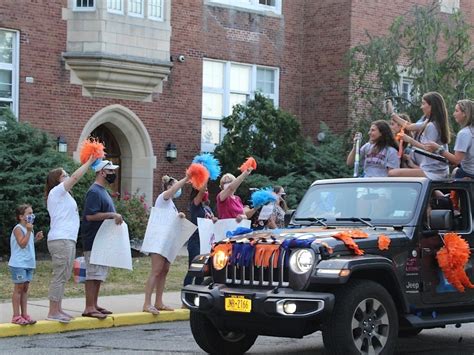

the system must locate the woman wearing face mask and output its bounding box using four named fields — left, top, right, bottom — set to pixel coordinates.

left=44, top=155, right=94, bottom=323
left=272, top=186, right=288, bottom=228
left=183, top=183, right=216, bottom=289
left=216, top=169, right=252, bottom=221
left=143, top=174, right=188, bottom=314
